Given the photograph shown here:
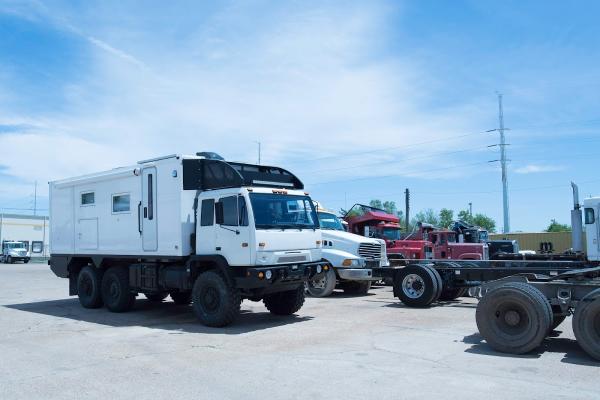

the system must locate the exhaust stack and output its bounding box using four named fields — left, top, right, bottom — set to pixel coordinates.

left=571, top=182, right=584, bottom=253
